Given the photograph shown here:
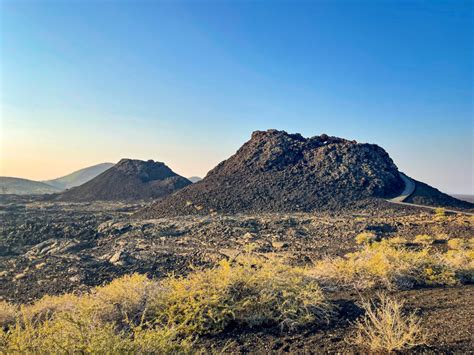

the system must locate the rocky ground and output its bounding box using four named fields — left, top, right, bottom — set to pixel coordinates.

left=1, top=196, right=473, bottom=352
left=197, top=285, right=474, bottom=353
left=1, top=197, right=472, bottom=302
